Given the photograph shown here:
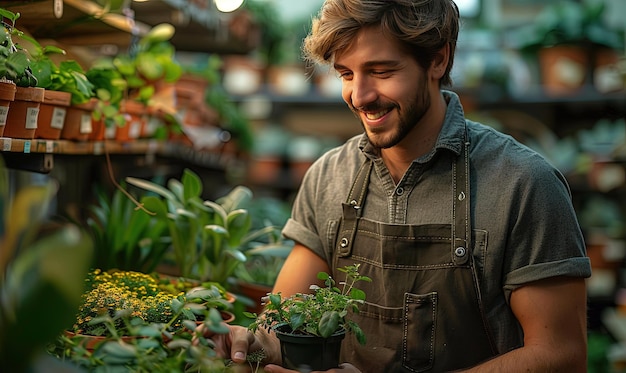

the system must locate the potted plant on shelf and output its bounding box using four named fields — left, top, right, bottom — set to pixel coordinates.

left=23, top=37, right=94, bottom=140
left=246, top=264, right=370, bottom=371
left=85, top=59, right=127, bottom=140
left=125, top=168, right=281, bottom=286
left=113, top=23, right=182, bottom=141
left=510, top=0, right=624, bottom=95
left=0, top=8, right=43, bottom=139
